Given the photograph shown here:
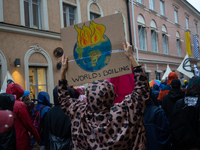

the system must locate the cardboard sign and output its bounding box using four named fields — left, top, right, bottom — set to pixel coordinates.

left=61, top=13, right=132, bottom=86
